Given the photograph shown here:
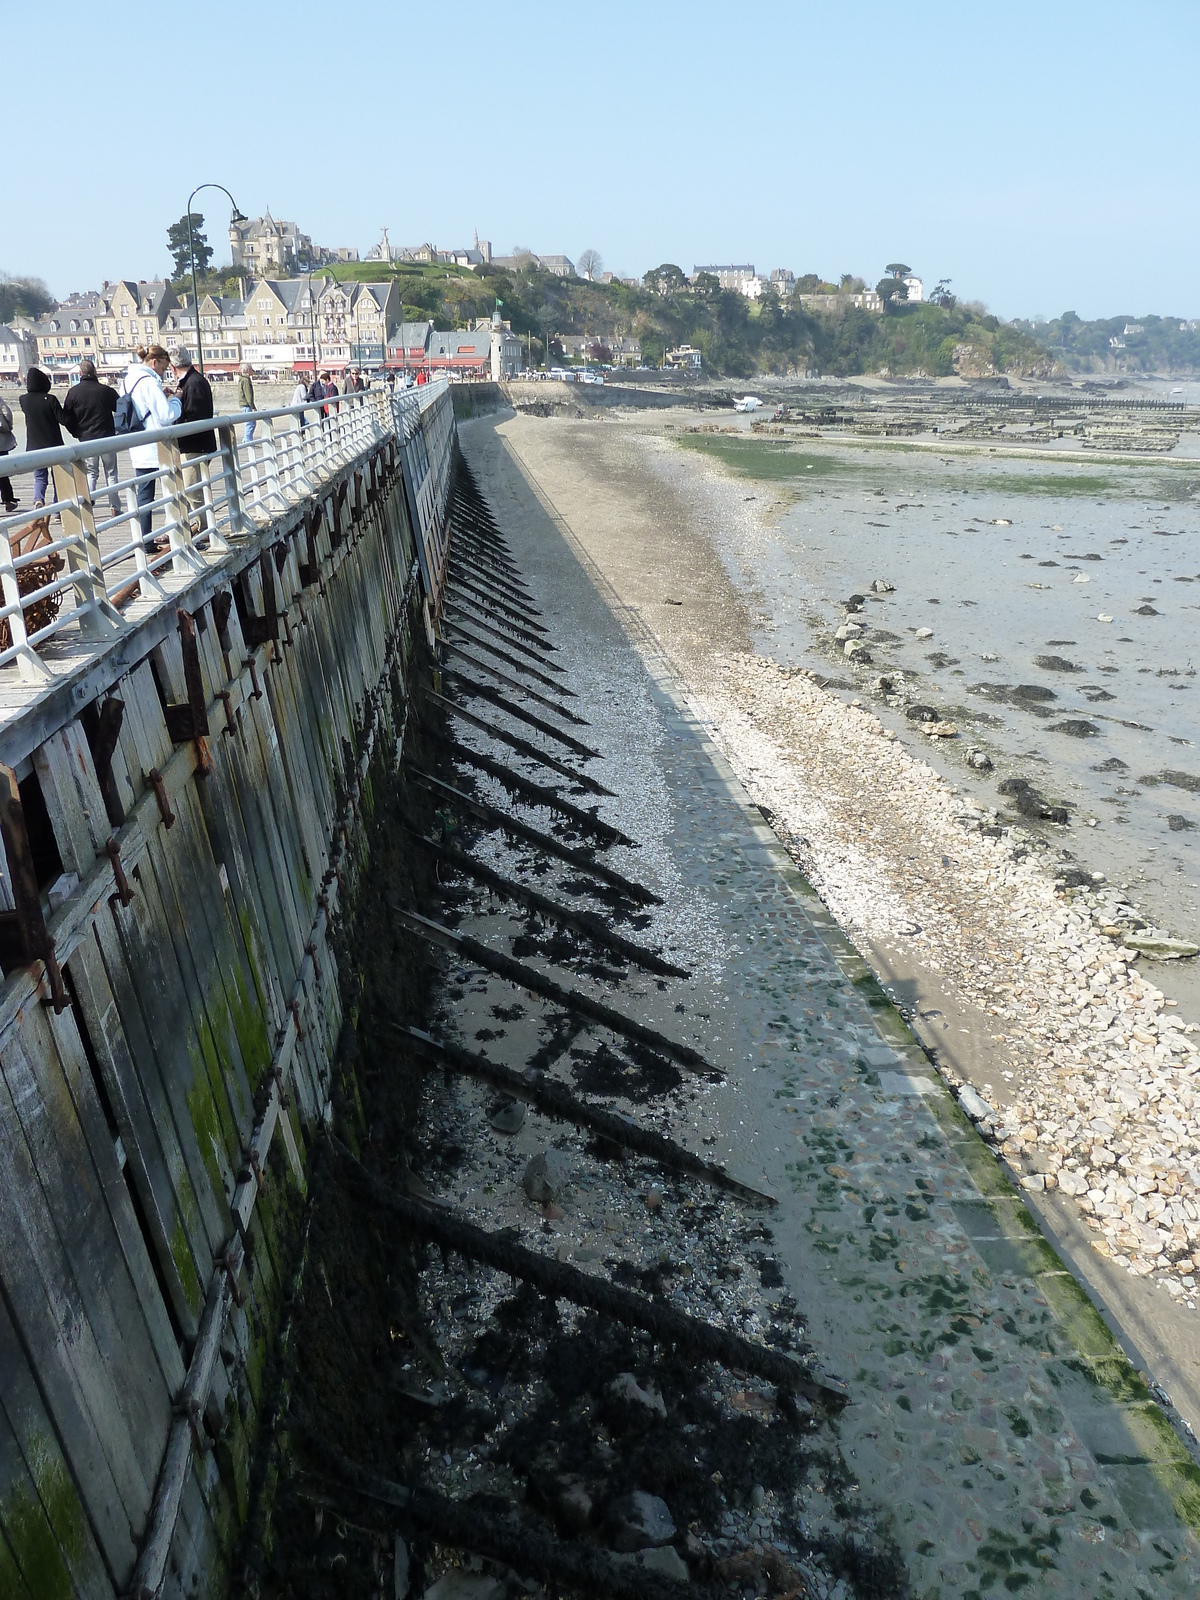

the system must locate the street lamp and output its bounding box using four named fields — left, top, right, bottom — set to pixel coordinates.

left=305, top=267, right=325, bottom=382
left=185, top=183, right=245, bottom=376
